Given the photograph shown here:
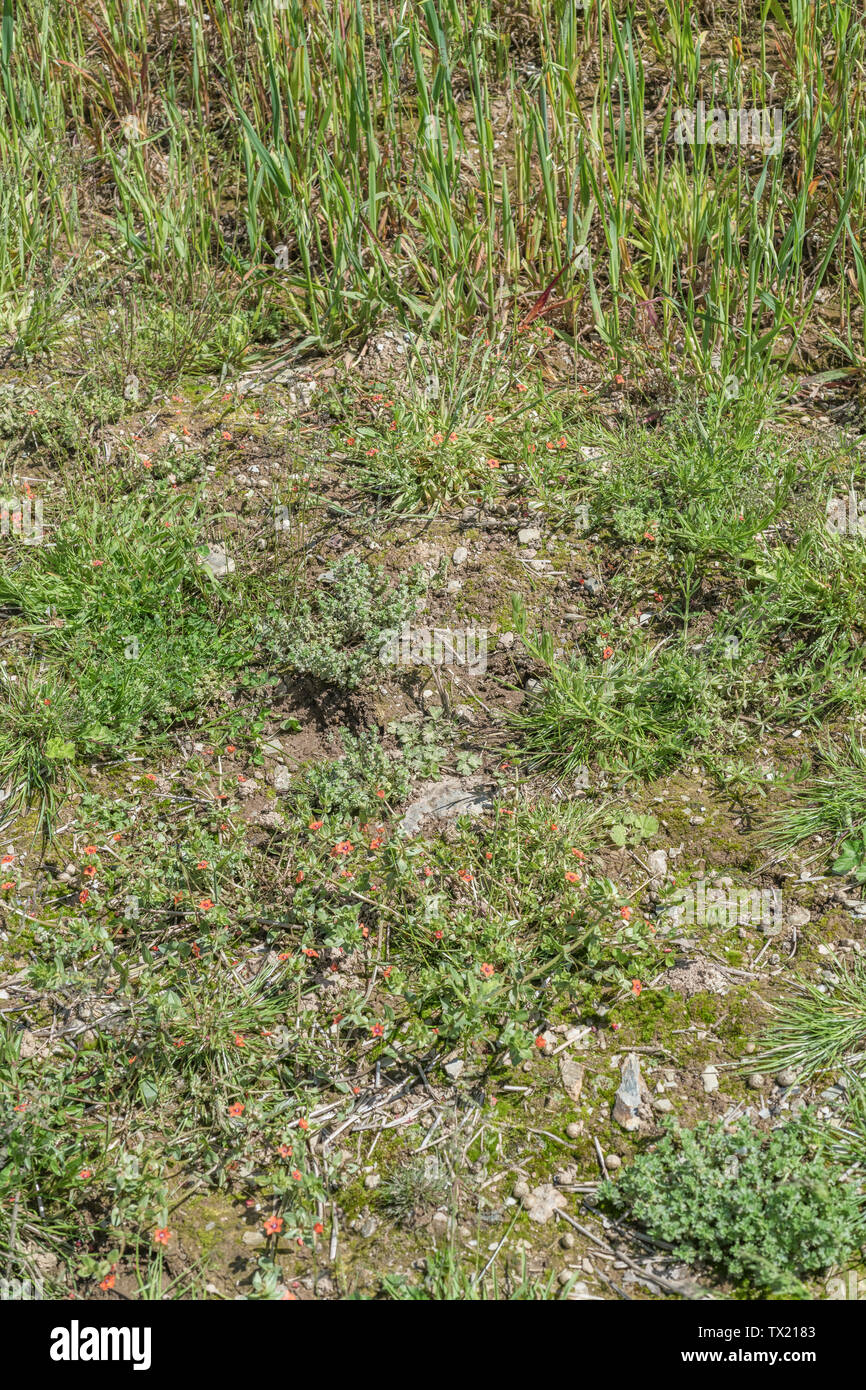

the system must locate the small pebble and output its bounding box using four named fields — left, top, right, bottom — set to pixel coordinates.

left=746, top=1072, right=764, bottom=1090
left=560, top=1232, right=575, bottom=1250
